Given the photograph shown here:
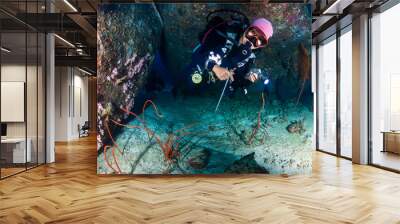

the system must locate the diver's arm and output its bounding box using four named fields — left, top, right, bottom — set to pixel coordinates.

left=229, top=59, right=255, bottom=92
left=212, top=65, right=234, bottom=81
left=243, top=59, right=260, bottom=83
left=234, top=57, right=253, bottom=80
left=202, top=44, right=233, bottom=81
left=204, top=44, right=229, bottom=71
